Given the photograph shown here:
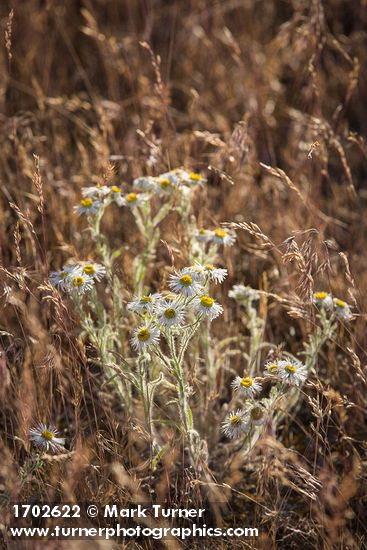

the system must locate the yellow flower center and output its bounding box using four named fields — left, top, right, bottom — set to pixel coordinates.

left=164, top=308, right=176, bottom=319
left=41, top=430, right=54, bottom=441
left=241, top=377, right=253, bottom=388
left=140, top=295, right=152, bottom=304
left=72, top=276, right=85, bottom=287
left=285, top=364, right=297, bottom=374
left=83, top=264, right=95, bottom=275
left=189, top=172, right=201, bottom=181
left=214, top=228, right=226, bottom=238
left=159, top=178, right=171, bottom=189
left=180, top=274, right=193, bottom=286
left=138, top=328, right=150, bottom=342
left=60, top=271, right=68, bottom=279
left=250, top=407, right=264, bottom=421
left=111, top=186, right=121, bottom=193
left=126, top=193, right=138, bottom=203
left=199, top=229, right=207, bottom=235
left=205, top=264, right=215, bottom=271
left=81, top=198, right=93, bottom=208
left=334, top=298, right=346, bottom=308
left=230, top=415, right=241, bottom=426
left=200, top=295, right=214, bottom=308
left=315, top=291, right=328, bottom=300
left=268, top=364, right=278, bottom=374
